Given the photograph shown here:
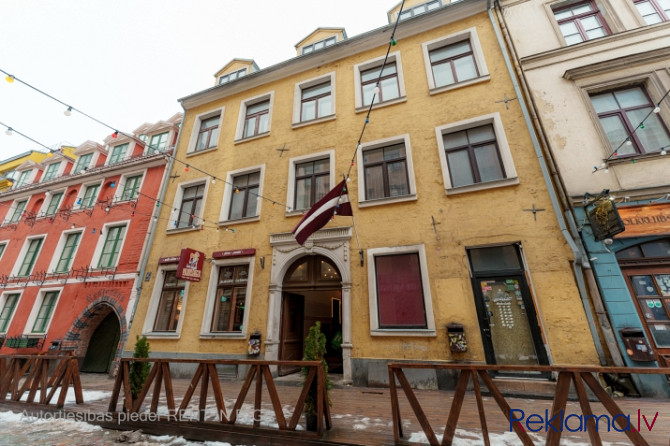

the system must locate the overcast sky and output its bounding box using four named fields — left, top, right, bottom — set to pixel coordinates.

left=0, top=0, right=395, bottom=160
